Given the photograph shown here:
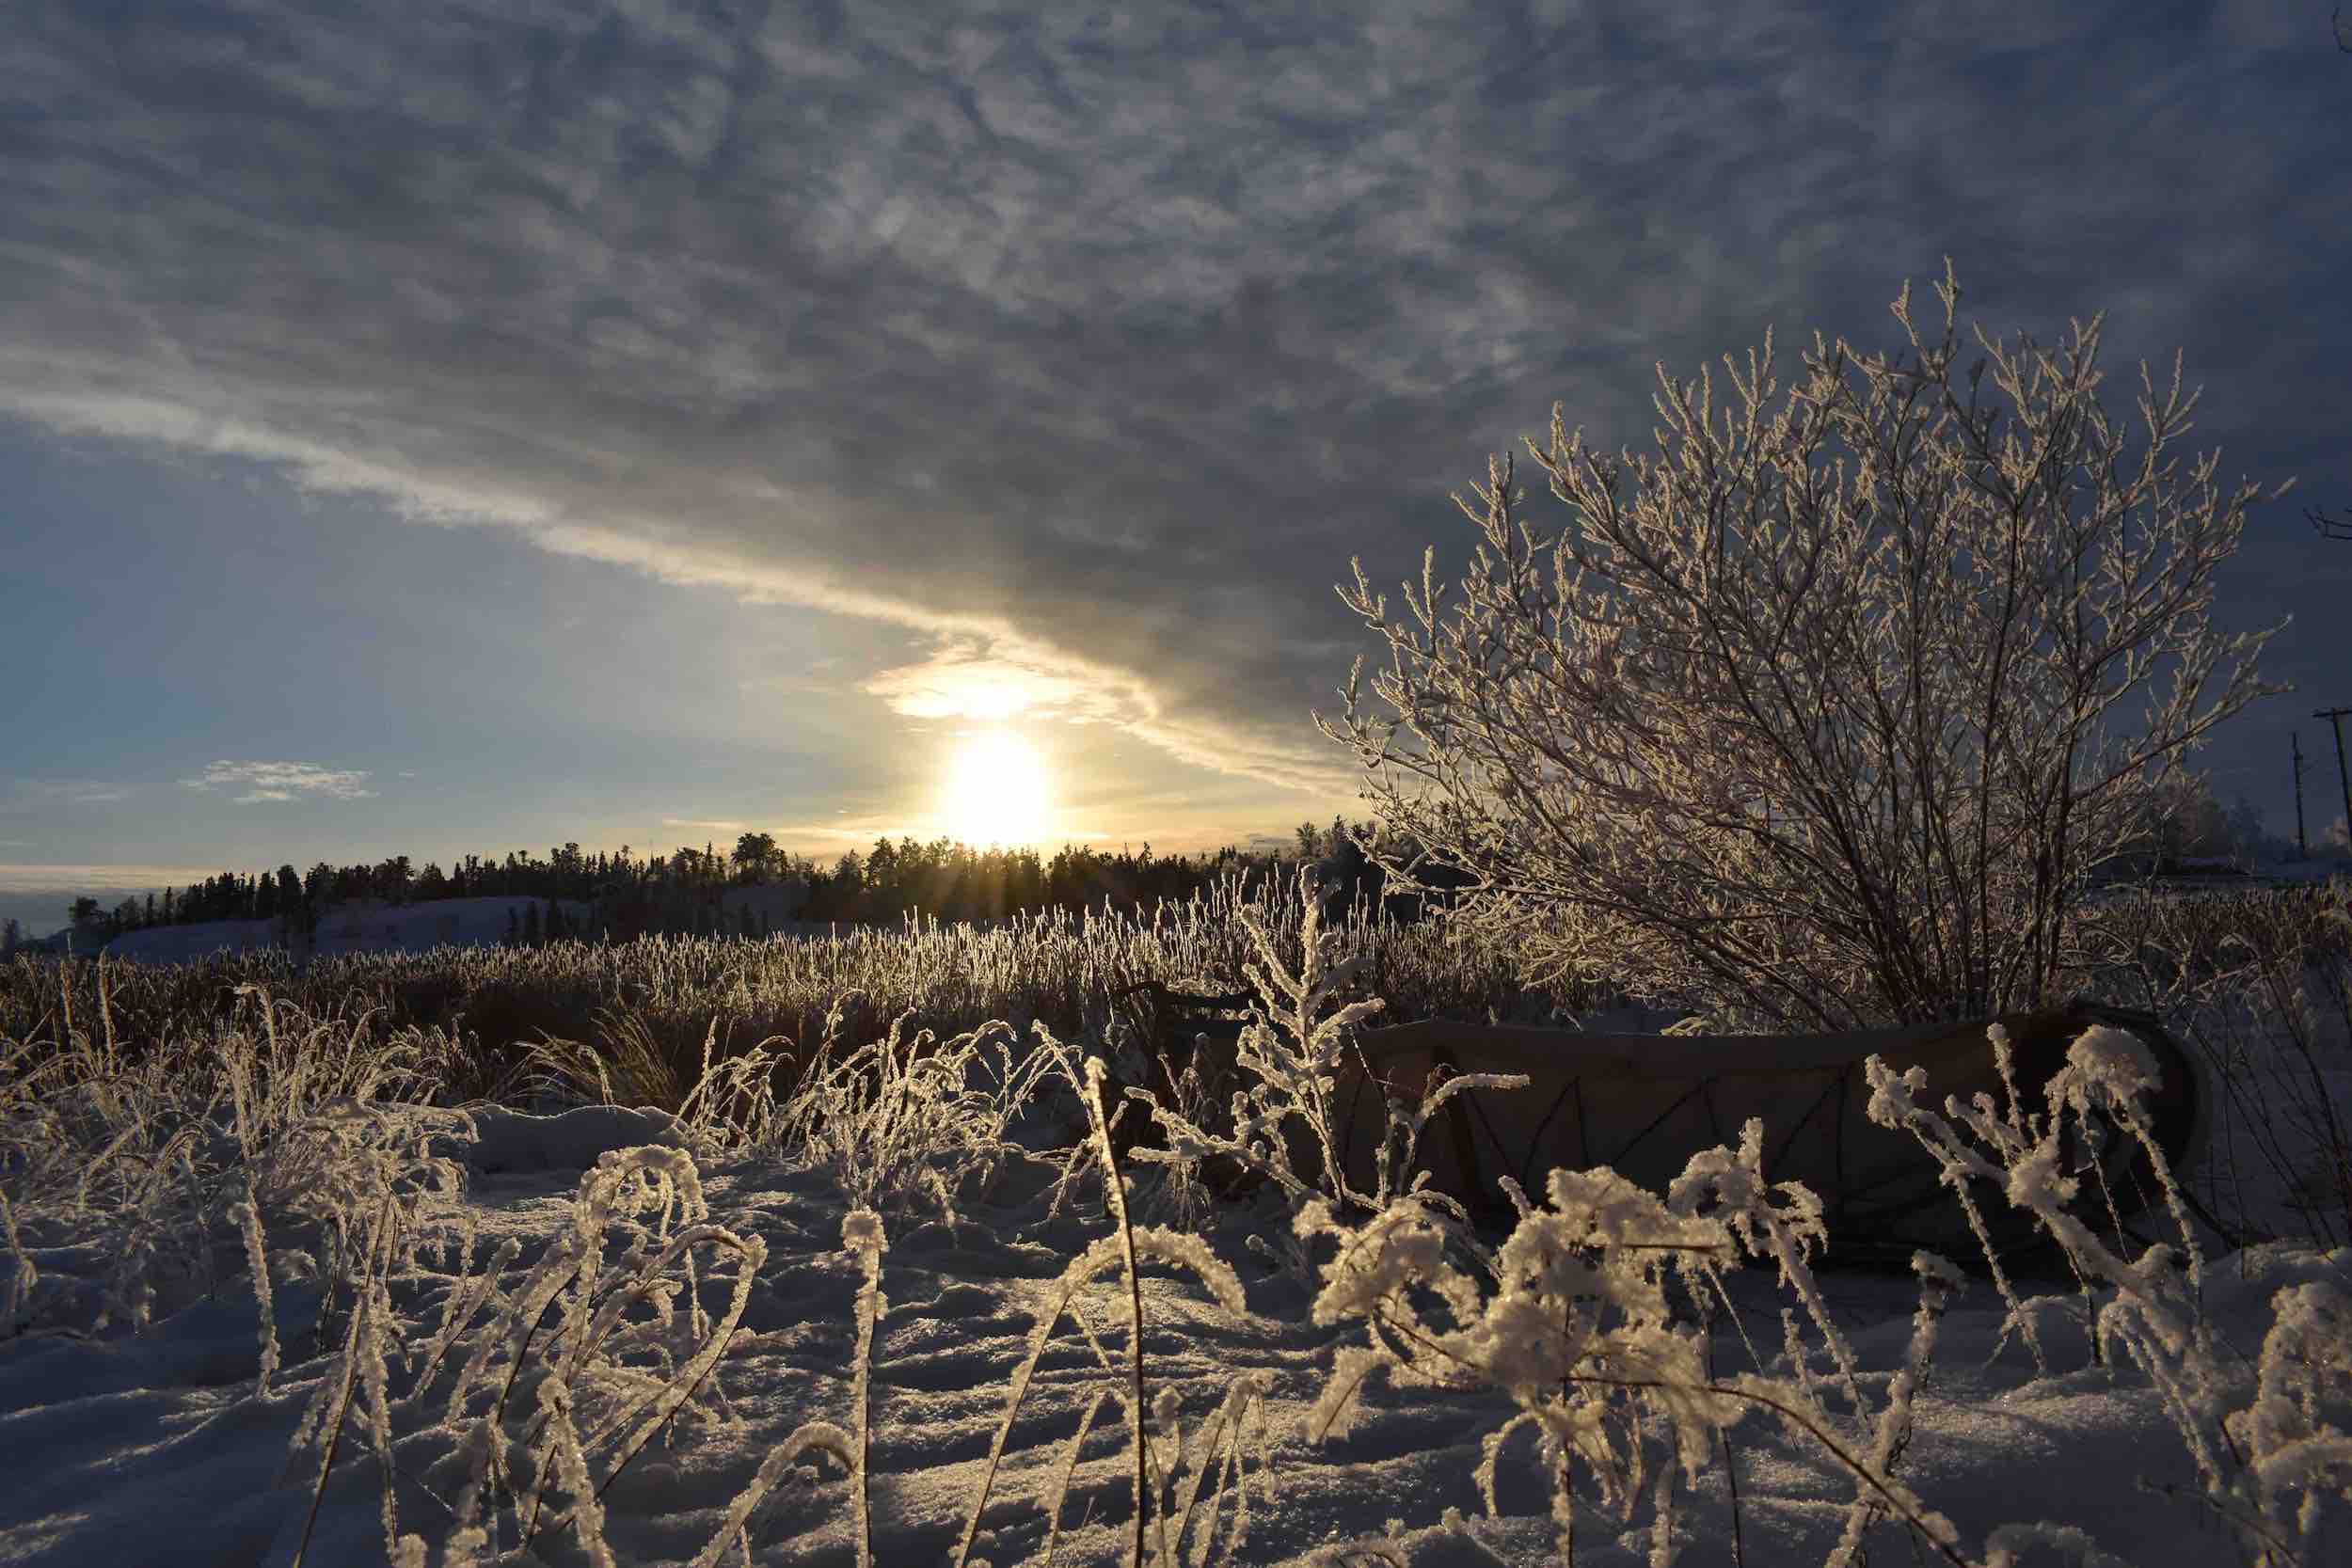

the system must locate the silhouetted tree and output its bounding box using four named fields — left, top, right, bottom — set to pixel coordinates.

left=733, top=832, right=780, bottom=884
